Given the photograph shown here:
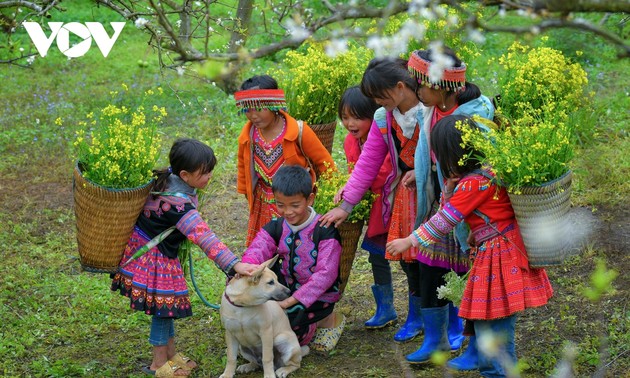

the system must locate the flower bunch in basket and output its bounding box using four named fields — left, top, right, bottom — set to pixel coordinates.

left=313, top=163, right=375, bottom=224
left=459, top=41, right=588, bottom=194
left=73, top=84, right=165, bottom=188
left=271, top=43, right=371, bottom=125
